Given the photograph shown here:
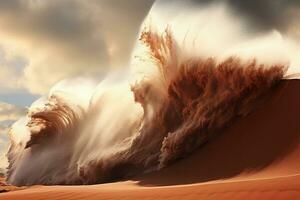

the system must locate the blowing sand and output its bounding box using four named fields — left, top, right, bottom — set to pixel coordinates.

left=1, top=79, right=300, bottom=199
